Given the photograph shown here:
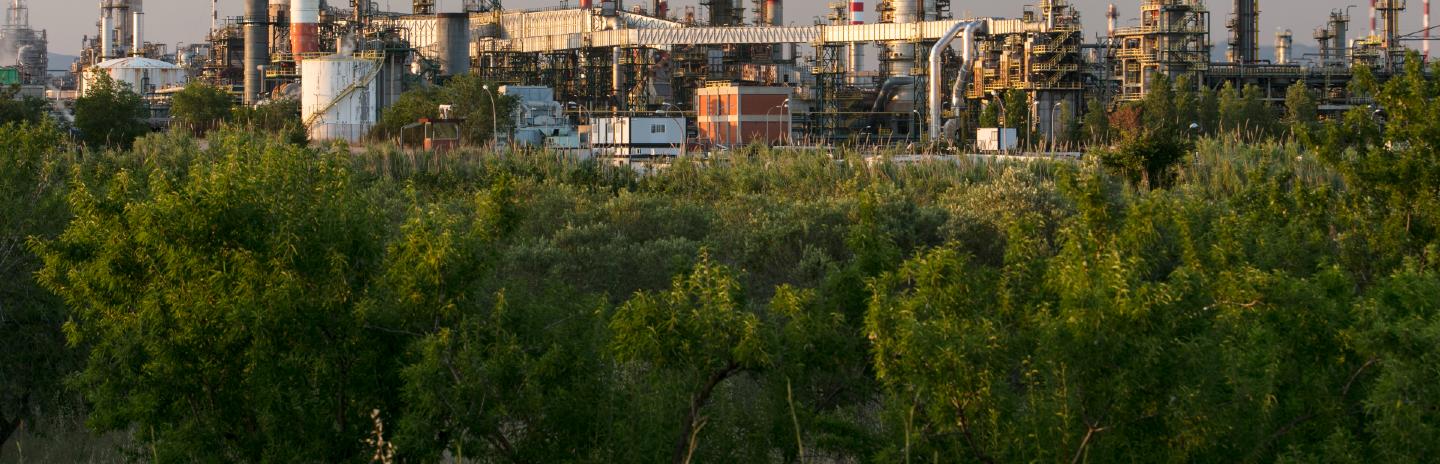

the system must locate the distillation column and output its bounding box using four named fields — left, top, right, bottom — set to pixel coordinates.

left=1228, top=0, right=1259, bottom=63
left=1276, top=29, right=1292, bottom=64
left=244, top=0, right=269, bottom=104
